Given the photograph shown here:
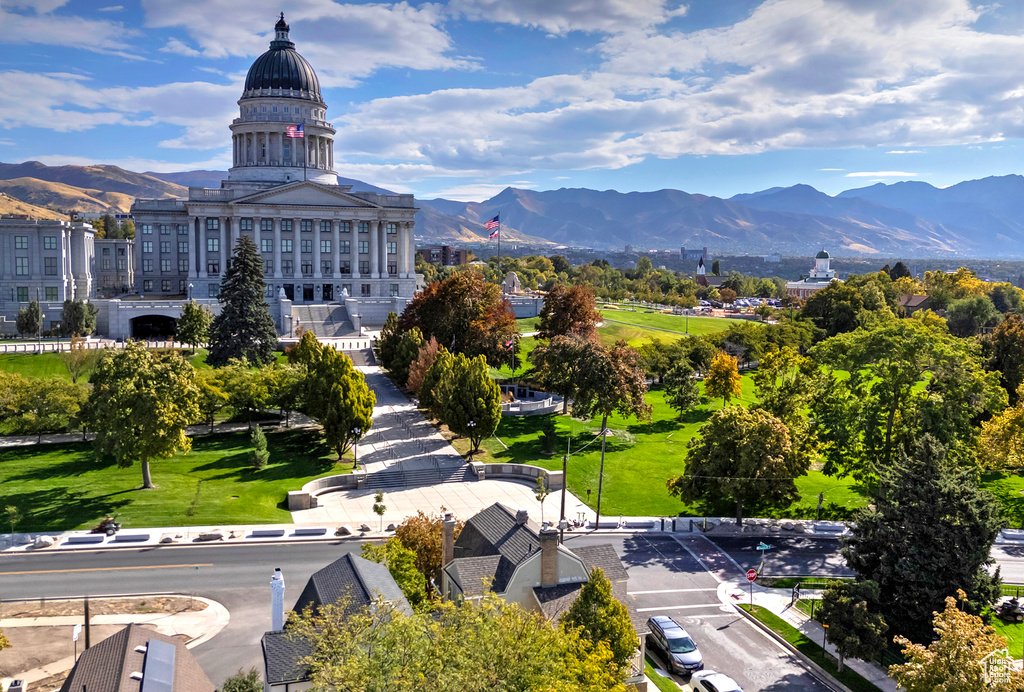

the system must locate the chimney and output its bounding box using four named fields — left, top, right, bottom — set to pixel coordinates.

left=516, top=509, right=529, bottom=525
left=539, top=526, right=559, bottom=588
left=441, top=512, right=456, bottom=567
left=271, top=568, right=285, bottom=631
